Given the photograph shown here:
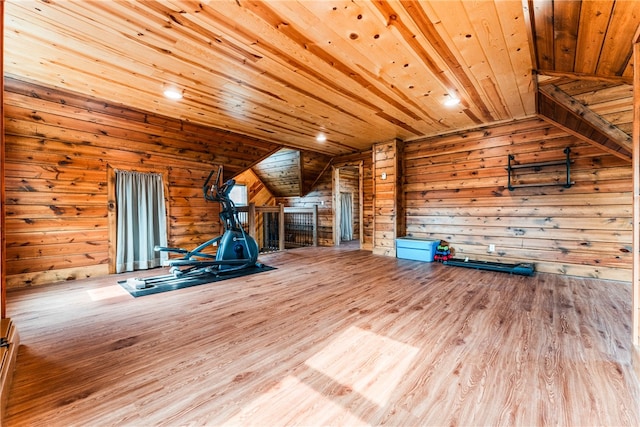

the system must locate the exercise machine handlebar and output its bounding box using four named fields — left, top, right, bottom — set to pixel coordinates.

left=203, top=168, right=236, bottom=203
